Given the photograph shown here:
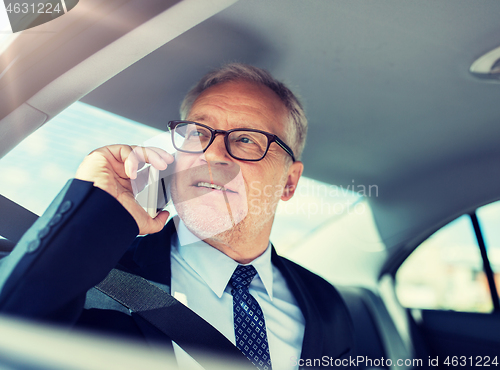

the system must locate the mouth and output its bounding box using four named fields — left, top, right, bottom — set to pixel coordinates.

left=194, top=181, right=238, bottom=194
